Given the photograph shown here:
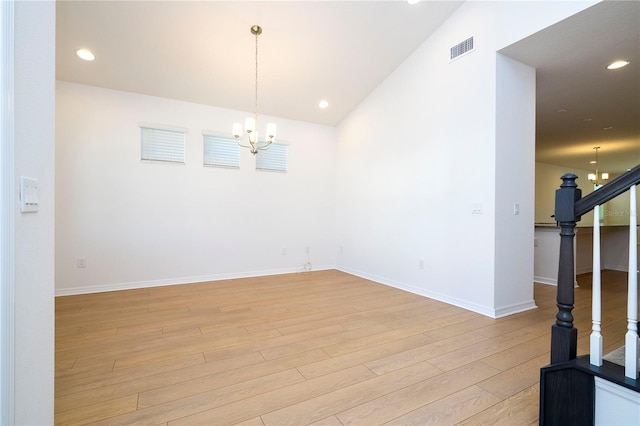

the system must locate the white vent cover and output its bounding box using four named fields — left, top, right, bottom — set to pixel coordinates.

left=450, top=36, right=474, bottom=61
